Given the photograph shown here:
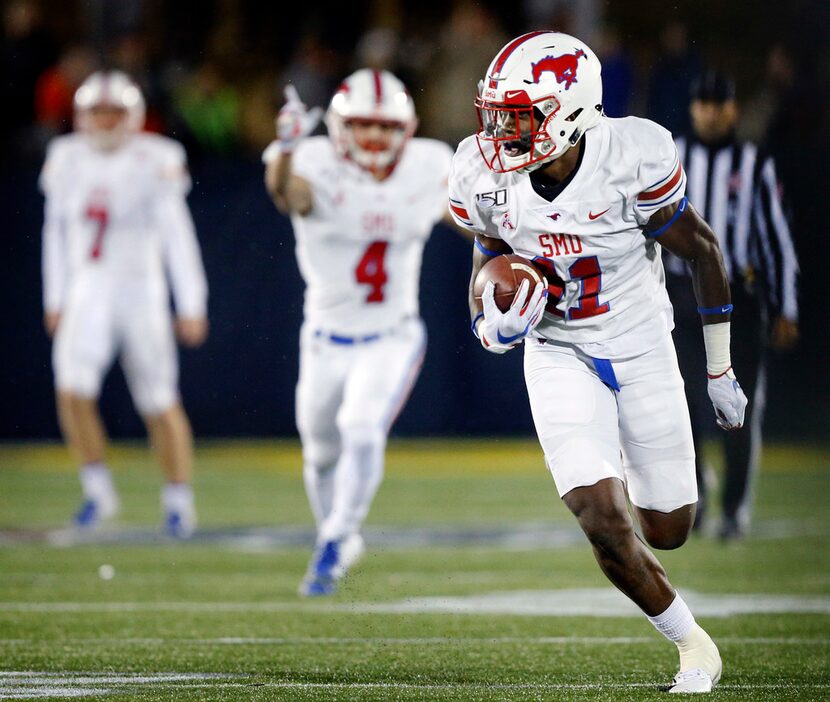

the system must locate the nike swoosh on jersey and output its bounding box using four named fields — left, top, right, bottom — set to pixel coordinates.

left=588, top=208, right=610, bottom=220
